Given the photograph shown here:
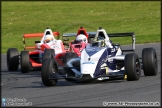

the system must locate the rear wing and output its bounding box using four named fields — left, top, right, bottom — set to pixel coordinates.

left=23, top=32, right=60, bottom=50
left=89, top=32, right=135, bottom=52
left=62, top=32, right=96, bottom=37
left=62, top=32, right=96, bottom=43
left=62, top=33, right=77, bottom=37
left=62, top=32, right=135, bottom=51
